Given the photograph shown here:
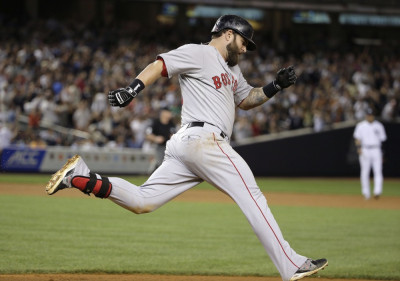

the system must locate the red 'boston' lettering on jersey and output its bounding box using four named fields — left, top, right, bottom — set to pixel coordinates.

left=231, top=77, right=238, bottom=92
left=221, top=73, right=231, bottom=86
left=213, top=73, right=237, bottom=93
left=212, top=76, right=222, bottom=89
